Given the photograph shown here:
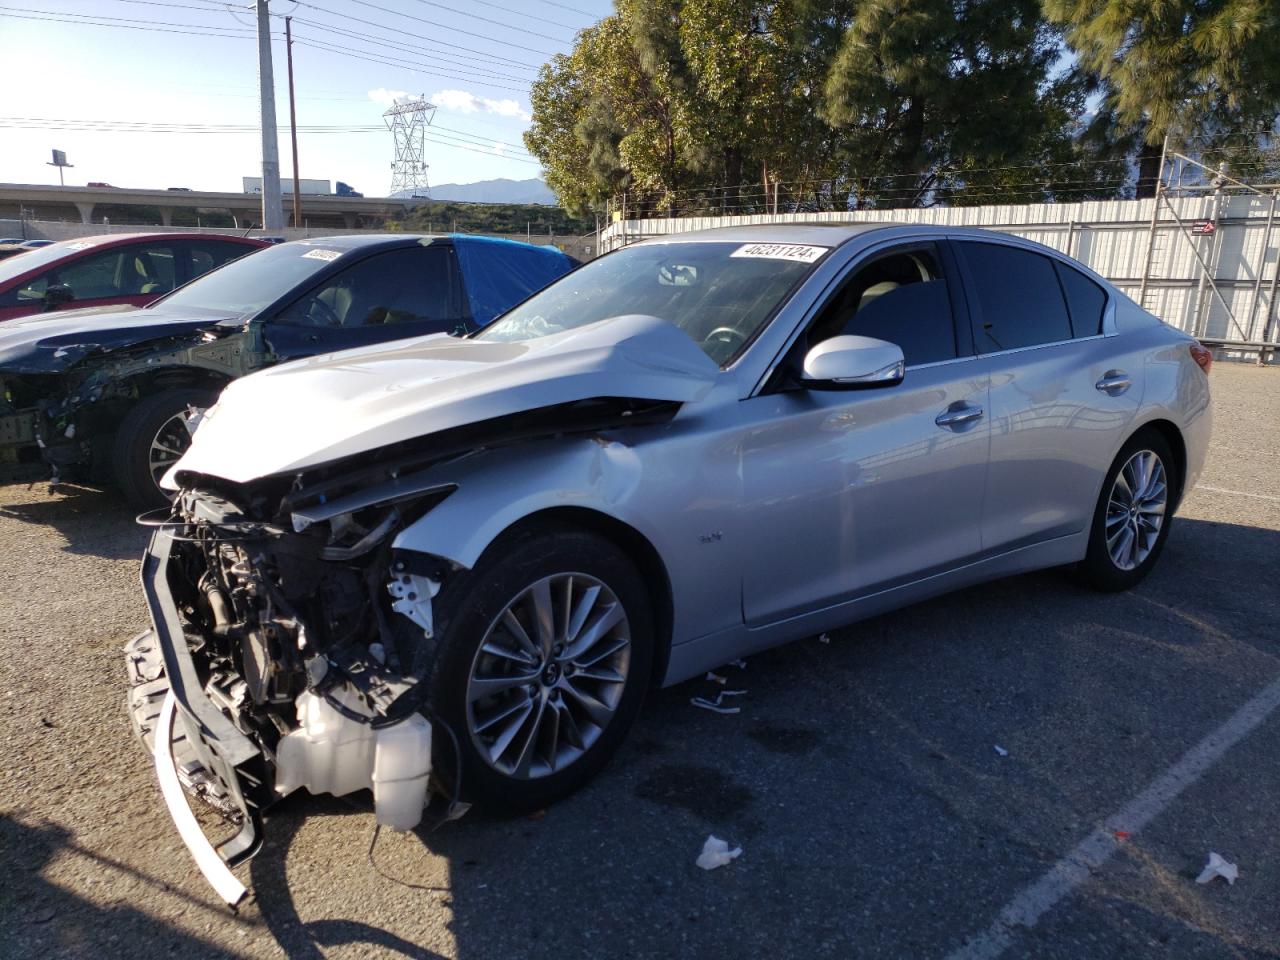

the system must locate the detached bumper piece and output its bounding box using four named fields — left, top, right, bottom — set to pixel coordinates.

left=133, top=529, right=273, bottom=907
